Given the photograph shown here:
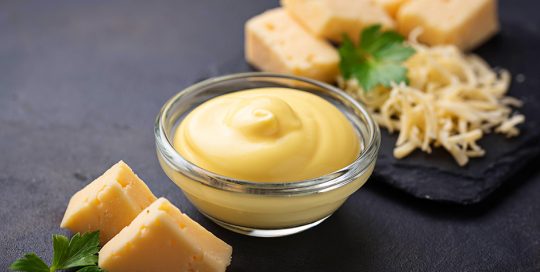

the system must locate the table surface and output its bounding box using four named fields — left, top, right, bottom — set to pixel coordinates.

left=1, top=0, right=539, bottom=271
